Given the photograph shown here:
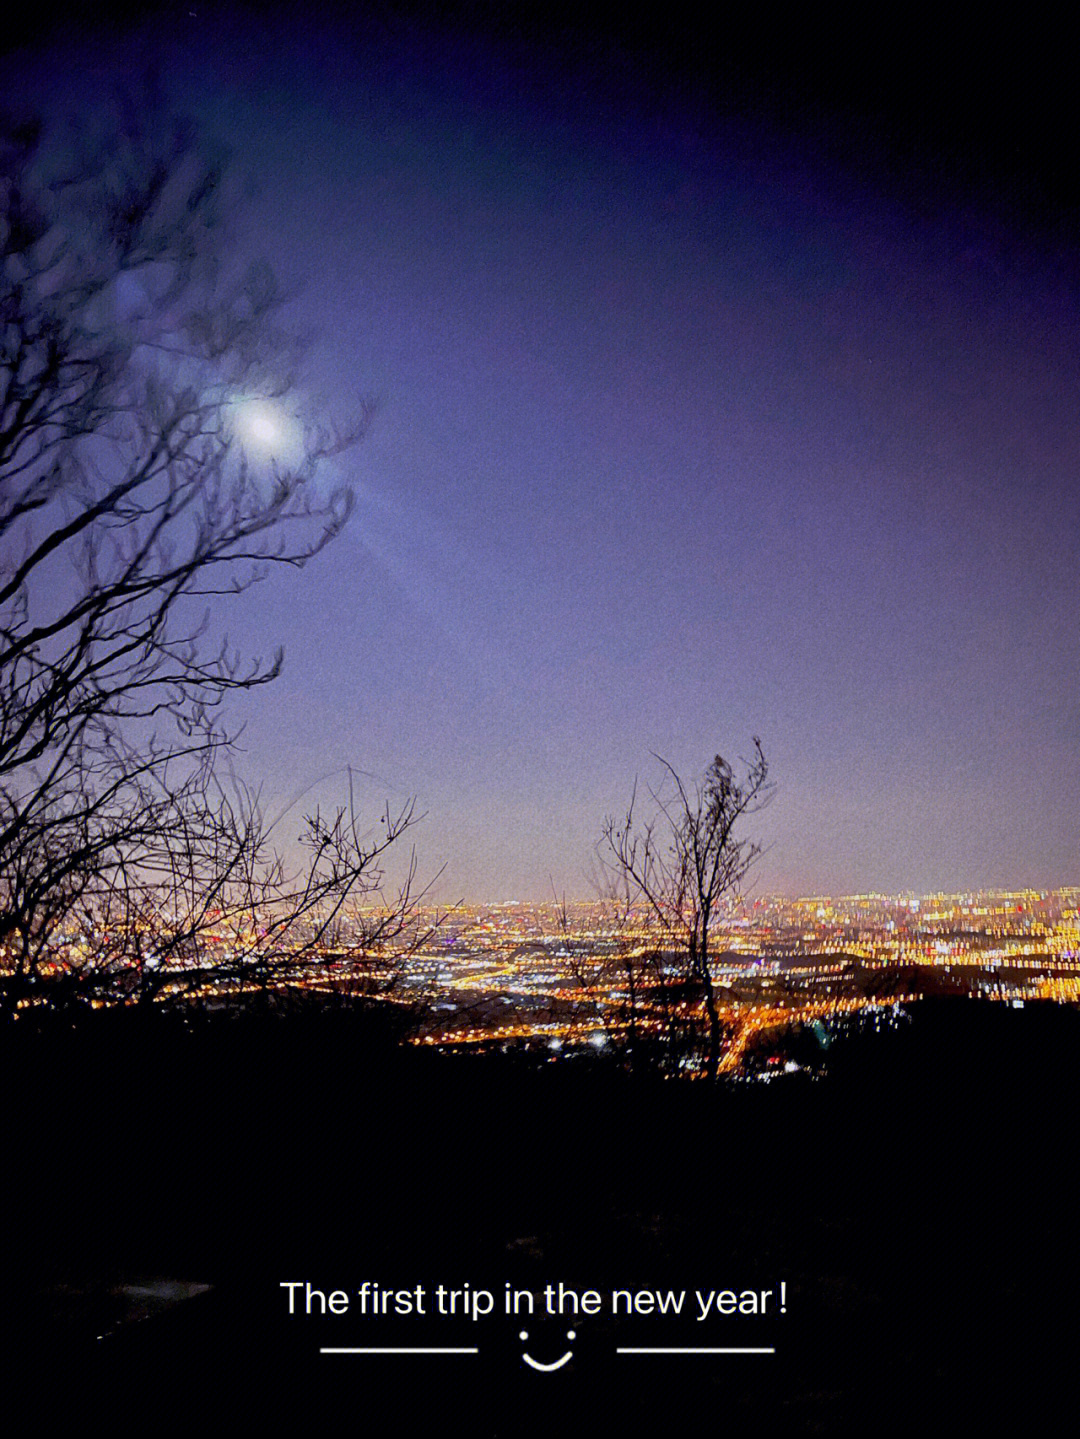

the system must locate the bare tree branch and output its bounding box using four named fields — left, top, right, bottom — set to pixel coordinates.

left=0, top=102, right=426, bottom=1027
left=596, top=742, right=773, bottom=1078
